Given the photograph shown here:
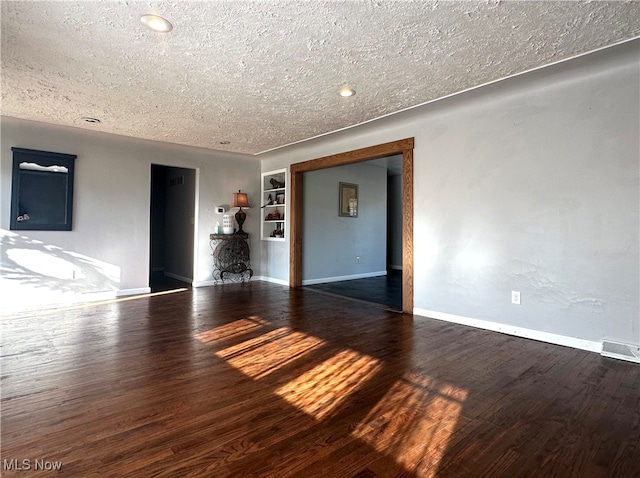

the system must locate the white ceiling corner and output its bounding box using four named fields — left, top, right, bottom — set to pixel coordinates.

left=1, top=1, right=639, bottom=156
